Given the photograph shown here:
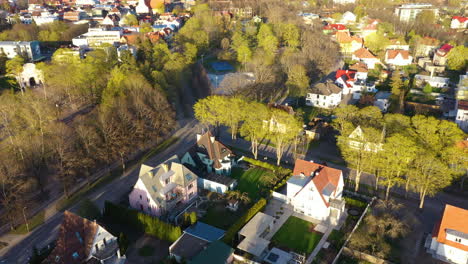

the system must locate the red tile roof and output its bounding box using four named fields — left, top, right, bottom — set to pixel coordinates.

left=336, top=31, right=363, bottom=44
left=293, top=159, right=342, bottom=207
left=336, top=69, right=356, bottom=88
left=44, top=211, right=98, bottom=264
left=458, top=100, right=468, bottom=110
left=349, top=62, right=368, bottom=73
left=323, top=24, right=347, bottom=31
left=353, top=48, right=377, bottom=59
left=439, top=44, right=454, bottom=52
left=452, top=16, right=468, bottom=23
left=432, top=204, right=468, bottom=251
left=386, top=49, right=410, bottom=60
